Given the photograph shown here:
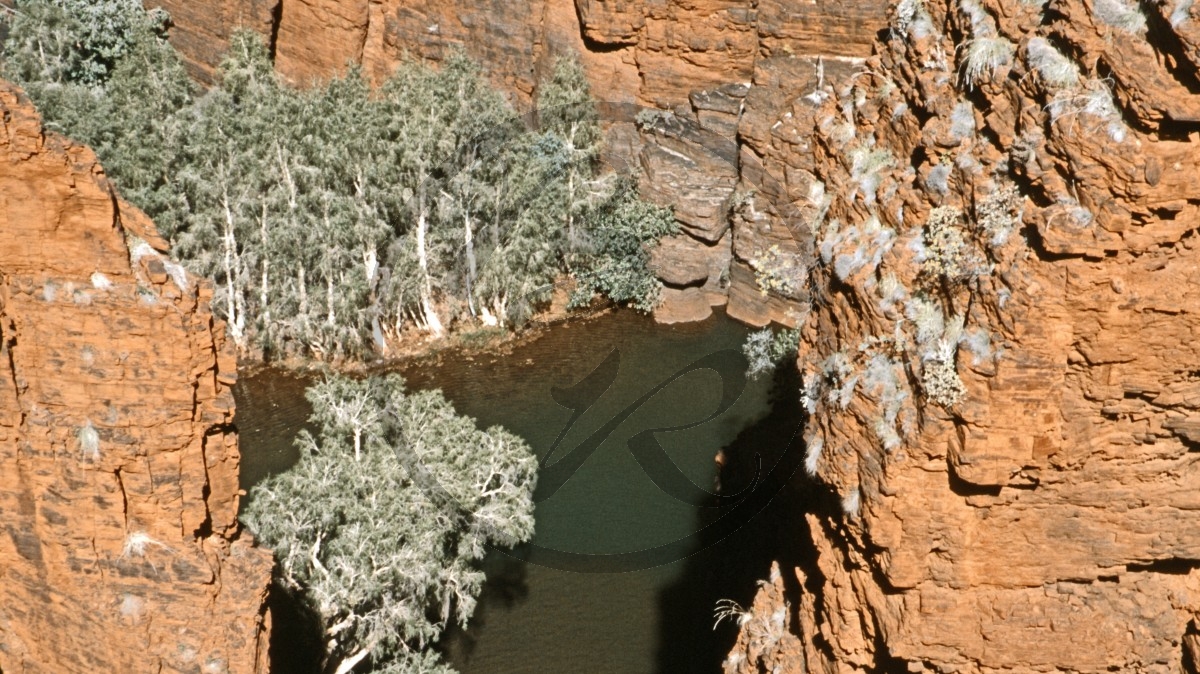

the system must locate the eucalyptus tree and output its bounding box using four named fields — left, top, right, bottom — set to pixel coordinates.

left=434, top=59, right=519, bottom=321
left=569, top=180, right=678, bottom=312
left=174, top=31, right=285, bottom=351
left=292, top=69, right=388, bottom=357
left=241, top=374, right=538, bottom=674
left=472, top=131, right=574, bottom=326
left=376, top=60, right=459, bottom=337
left=93, top=37, right=193, bottom=229
left=327, top=71, right=394, bottom=353
left=262, top=87, right=320, bottom=354
left=537, top=57, right=604, bottom=261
